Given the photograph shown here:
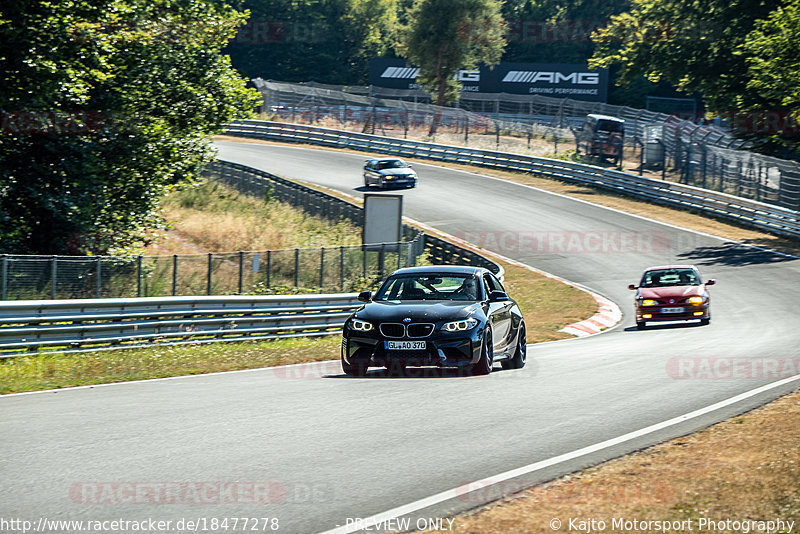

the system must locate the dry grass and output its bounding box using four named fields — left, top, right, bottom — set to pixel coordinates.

left=438, top=387, right=800, bottom=533
left=146, top=180, right=361, bottom=255
left=215, top=135, right=800, bottom=257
